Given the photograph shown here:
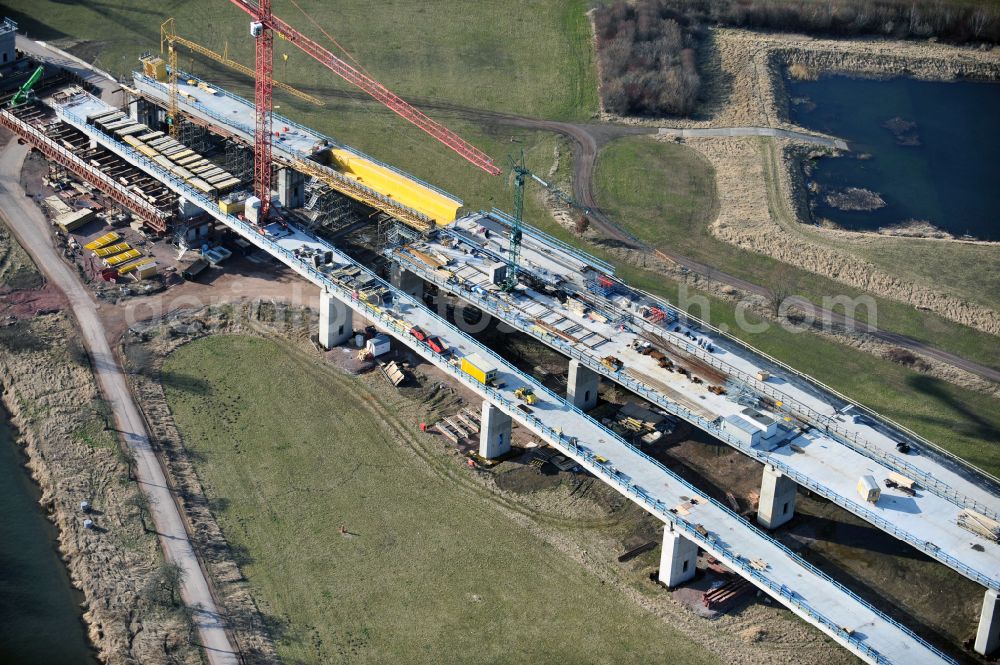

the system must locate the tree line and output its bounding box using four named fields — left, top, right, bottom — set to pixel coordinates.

left=594, top=0, right=704, bottom=116
left=594, top=0, right=999, bottom=118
